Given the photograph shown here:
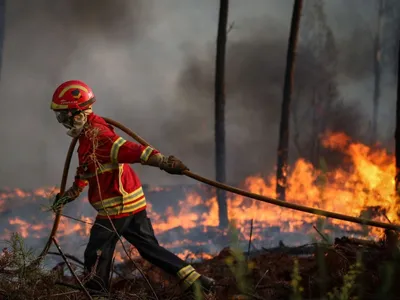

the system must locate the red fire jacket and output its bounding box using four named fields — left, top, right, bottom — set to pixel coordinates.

left=73, top=113, right=159, bottom=219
